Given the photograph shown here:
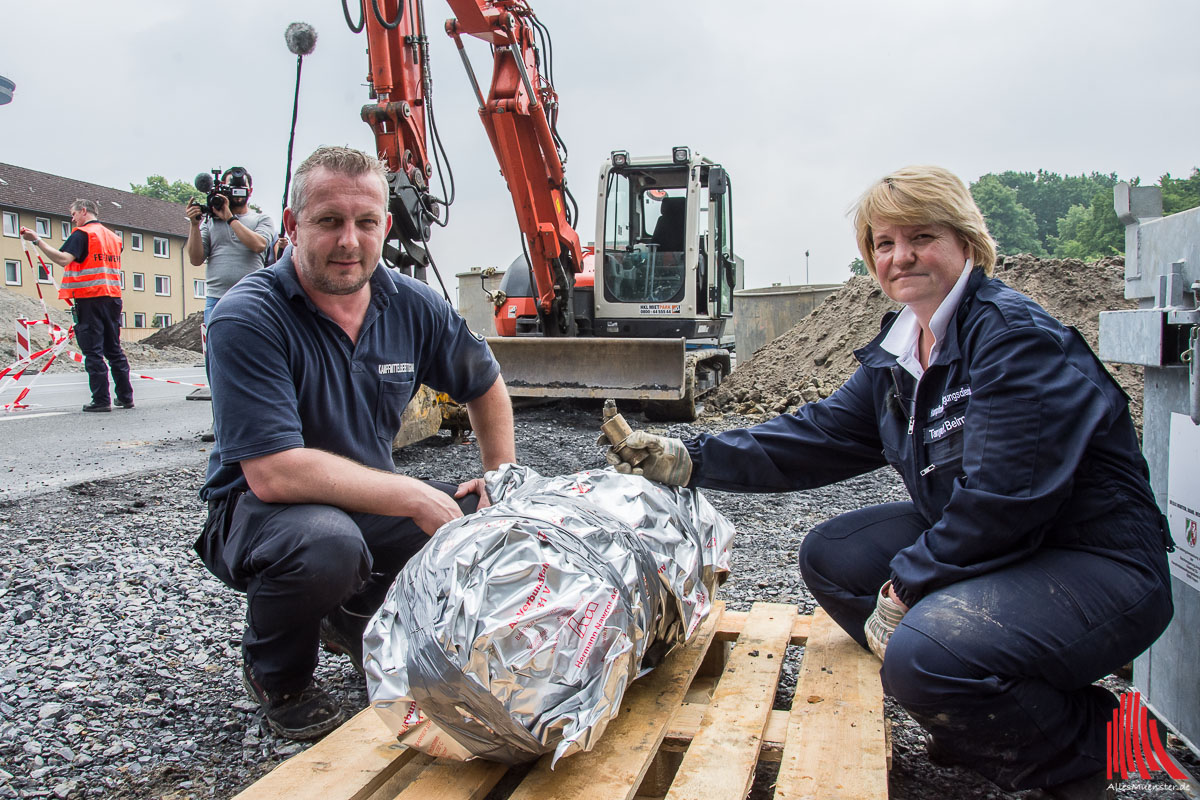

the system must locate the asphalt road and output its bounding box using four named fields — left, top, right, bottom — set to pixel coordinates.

left=0, top=367, right=213, bottom=502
